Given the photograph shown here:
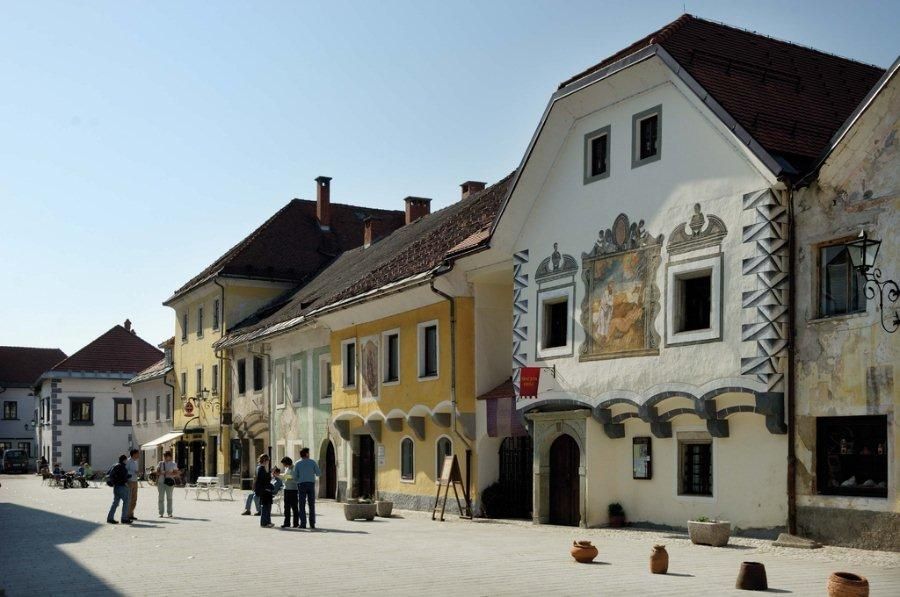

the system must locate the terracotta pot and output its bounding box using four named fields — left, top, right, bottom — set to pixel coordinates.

left=570, top=540, right=598, bottom=563
left=735, top=561, right=768, bottom=591
left=608, top=515, right=626, bottom=528
left=827, top=572, right=869, bottom=597
left=649, top=544, right=668, bottom=574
